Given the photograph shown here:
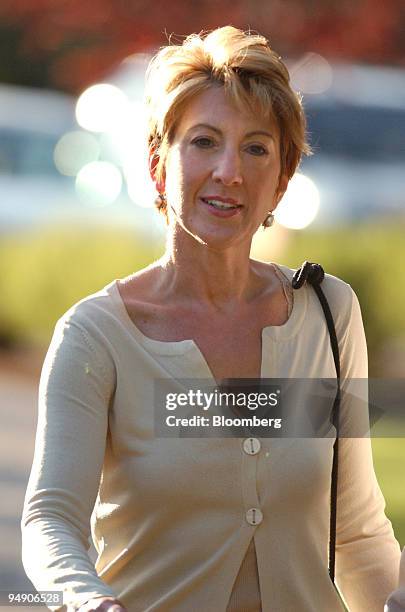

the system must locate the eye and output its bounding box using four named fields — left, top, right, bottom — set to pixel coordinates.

left=191, top=136, right=215, bottom=148
left=246, top=144, right=268, bottom=156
